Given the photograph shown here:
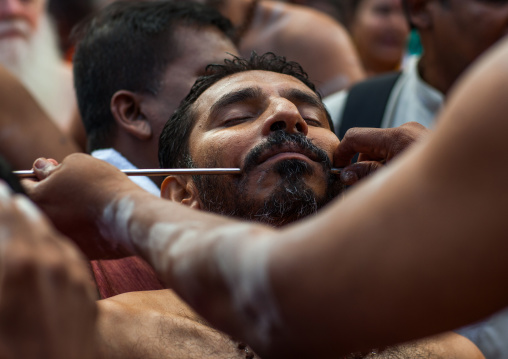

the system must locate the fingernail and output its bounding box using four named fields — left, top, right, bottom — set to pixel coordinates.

left=34, top=158, right=47, bottom=170
left=340, top=170, right=357, bottom=184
